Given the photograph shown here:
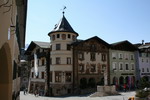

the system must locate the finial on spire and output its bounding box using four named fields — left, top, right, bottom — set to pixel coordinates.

left=62, top=6, right=66, bottom=15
